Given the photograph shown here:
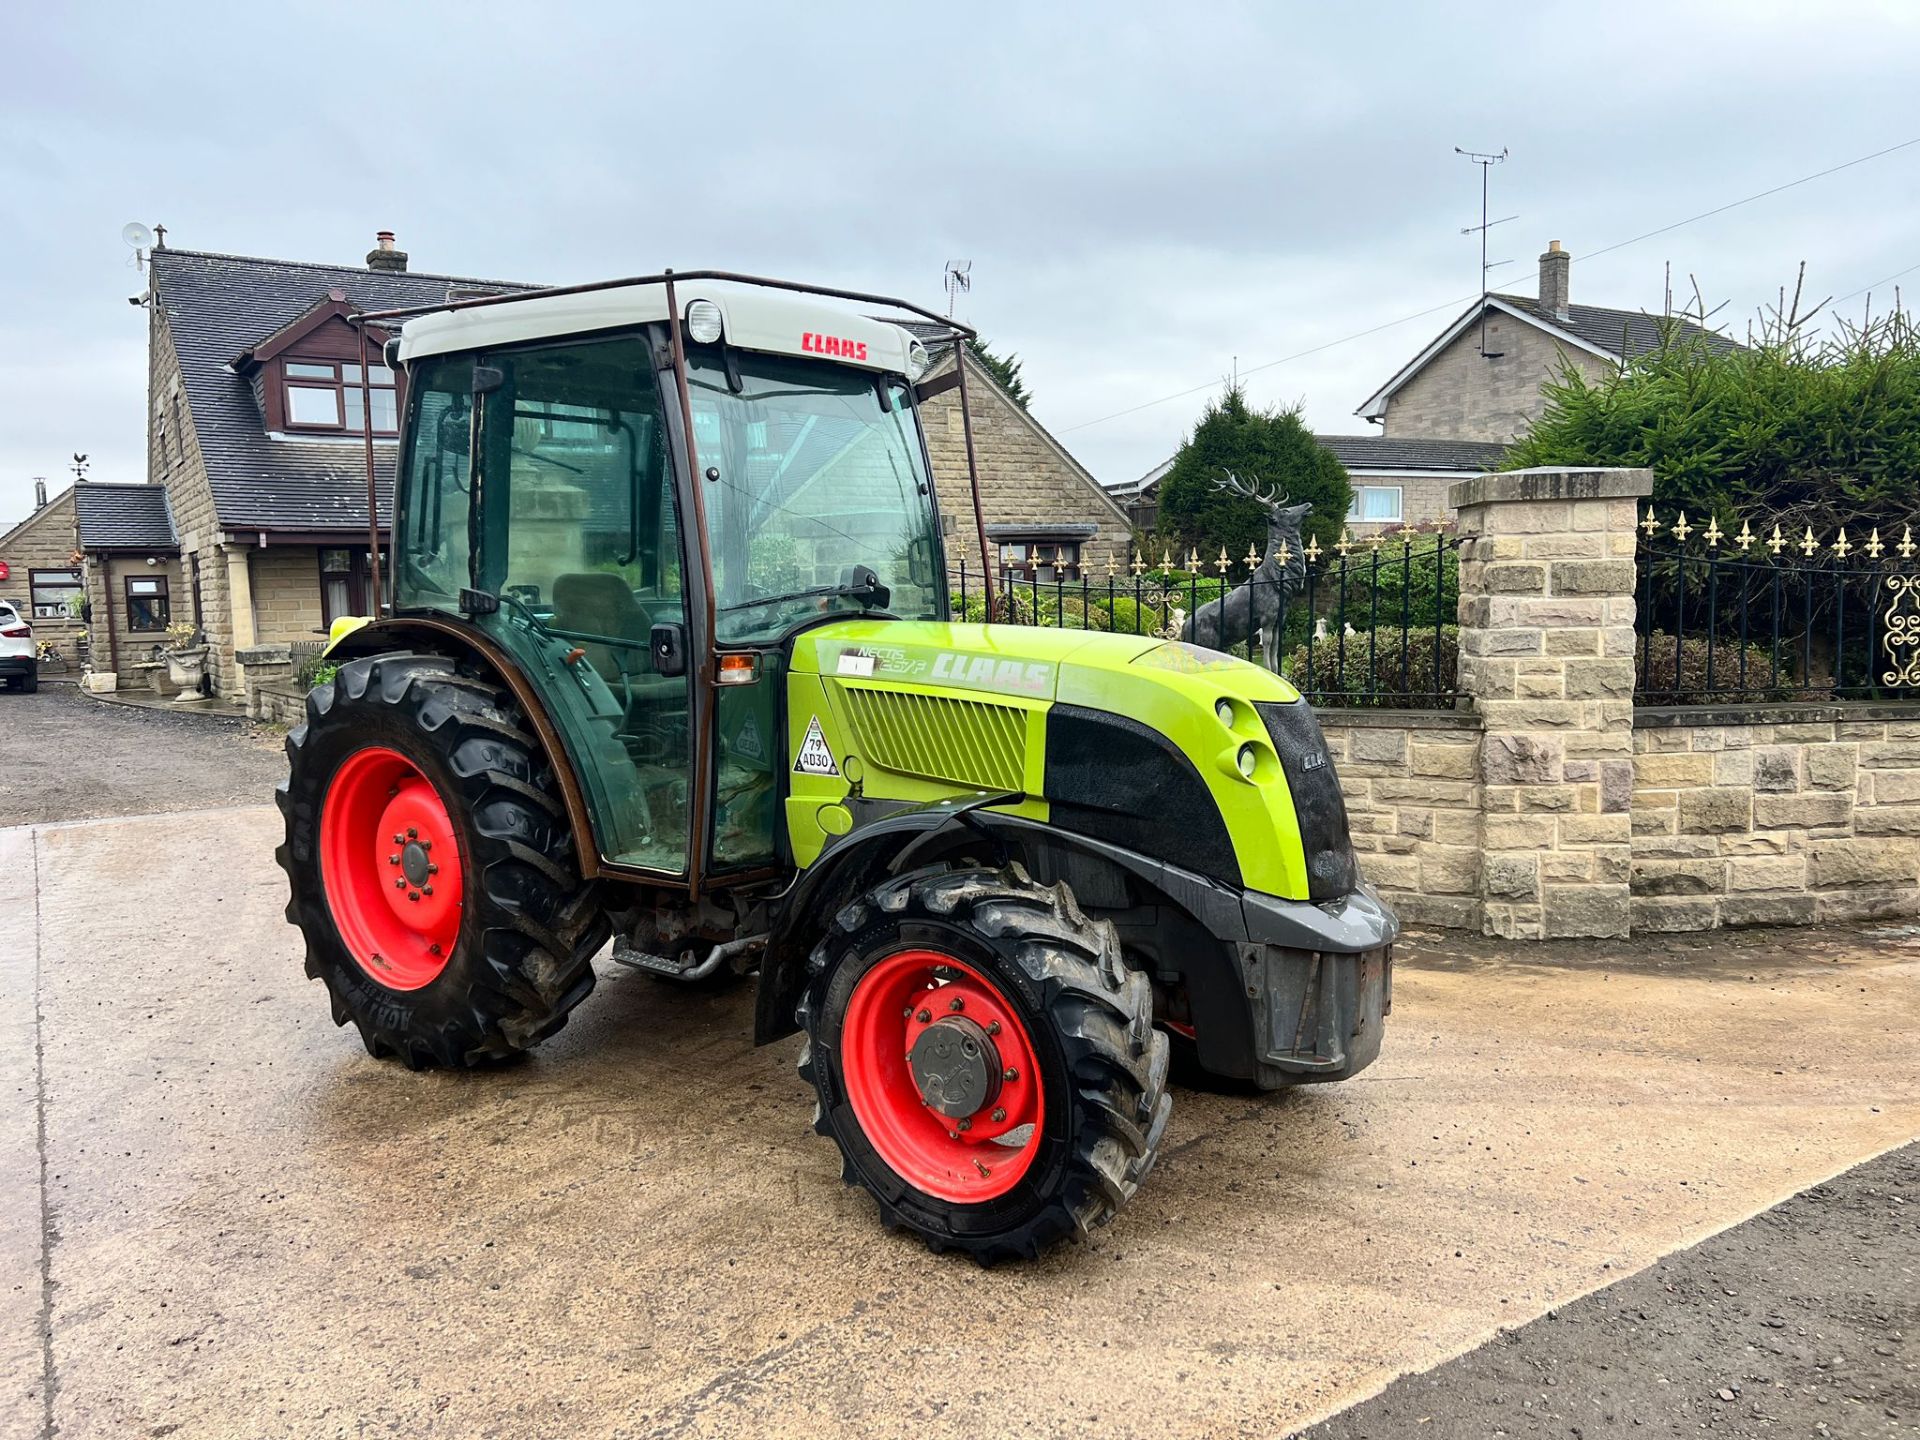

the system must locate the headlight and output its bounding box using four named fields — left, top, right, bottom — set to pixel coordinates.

left=1237, top=744, right=1258, bottom=780
left=685, top=299, right=724, bottom=344
left=905, top=340, right=931, bottom=381
left=1215, top=699, right=1235, bottom=728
